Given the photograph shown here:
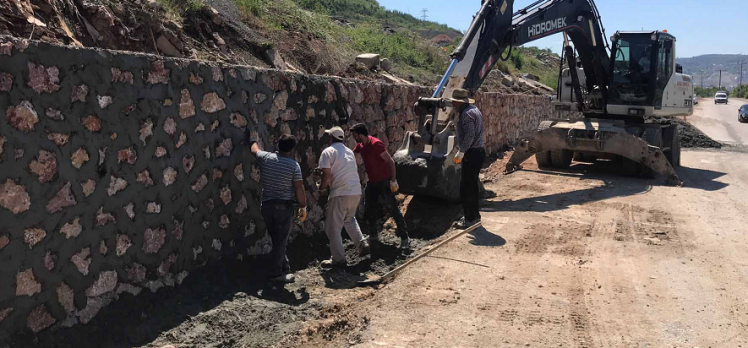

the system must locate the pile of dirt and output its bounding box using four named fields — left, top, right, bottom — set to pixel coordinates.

left=647, top=117, right=723, bottom=149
